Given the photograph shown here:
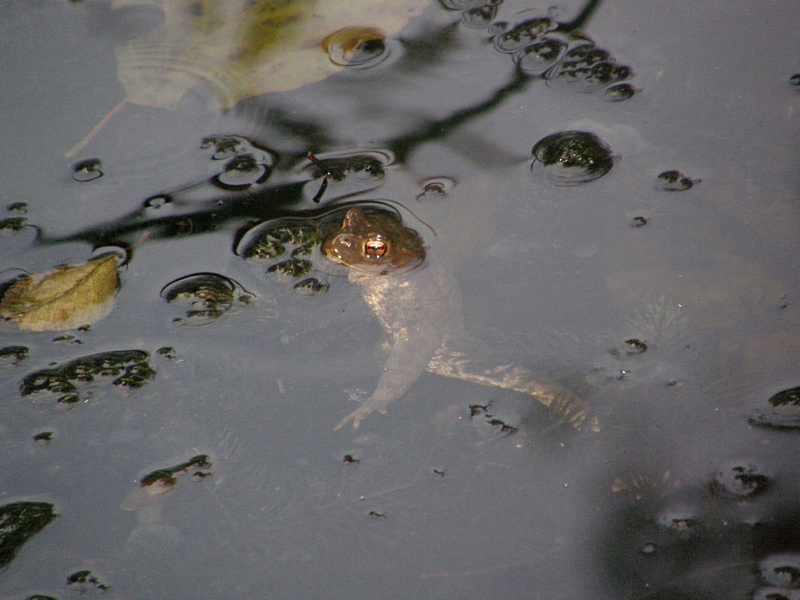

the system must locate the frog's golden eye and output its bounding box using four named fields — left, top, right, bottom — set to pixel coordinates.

left=364, top=237, right=387, bottom=258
